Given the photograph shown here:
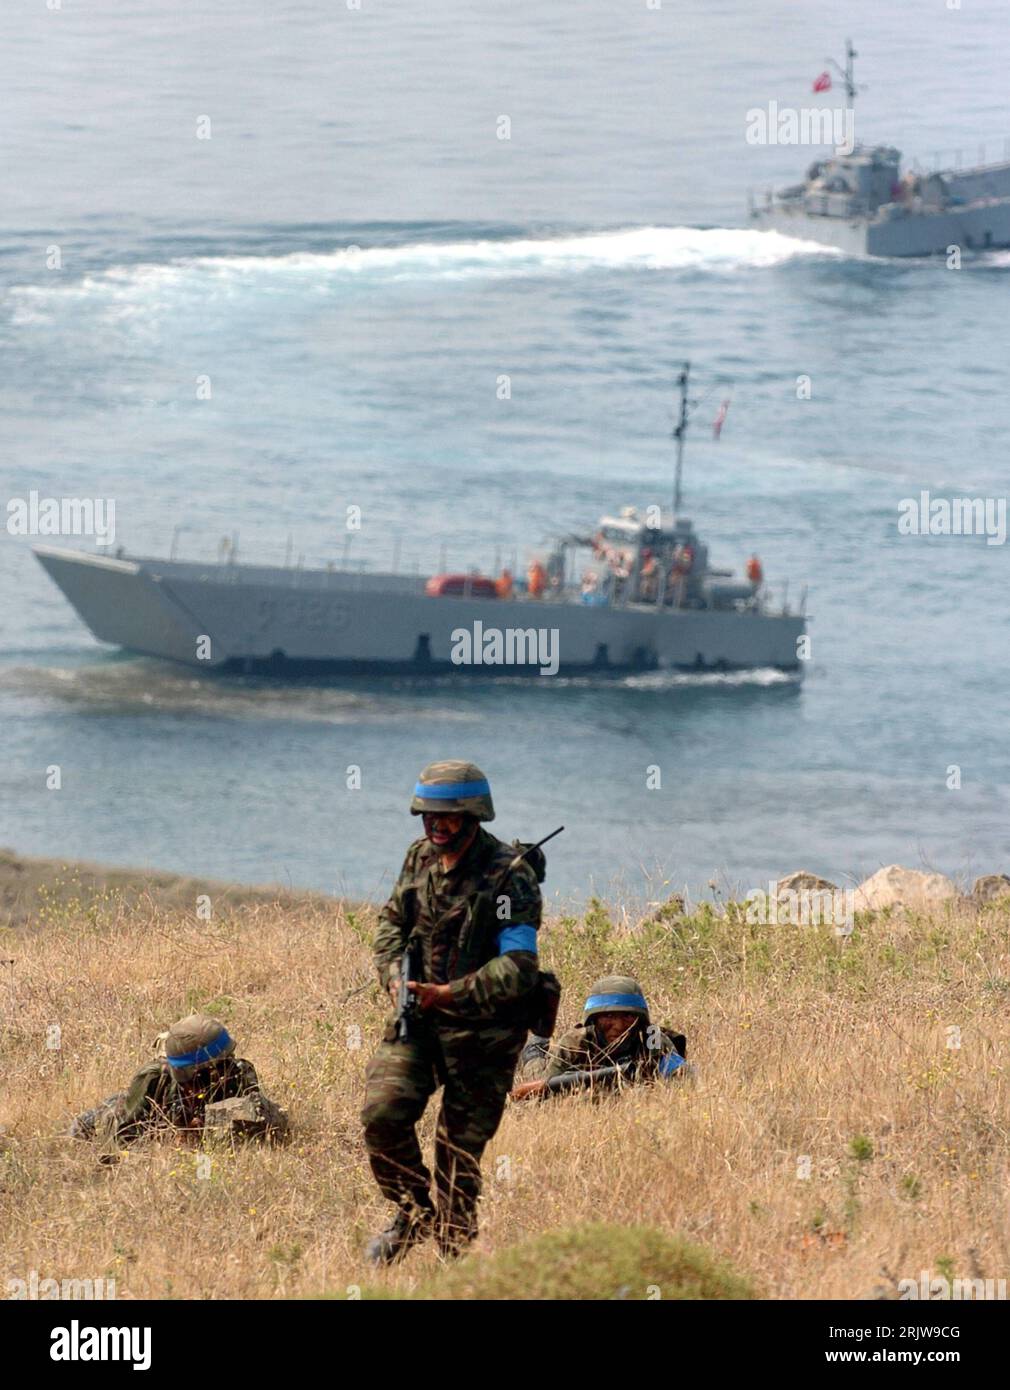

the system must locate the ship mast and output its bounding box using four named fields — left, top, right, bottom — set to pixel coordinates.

left=672, top=362, right=690, bottom=516
left=827, top=38, right=858, bottom=107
